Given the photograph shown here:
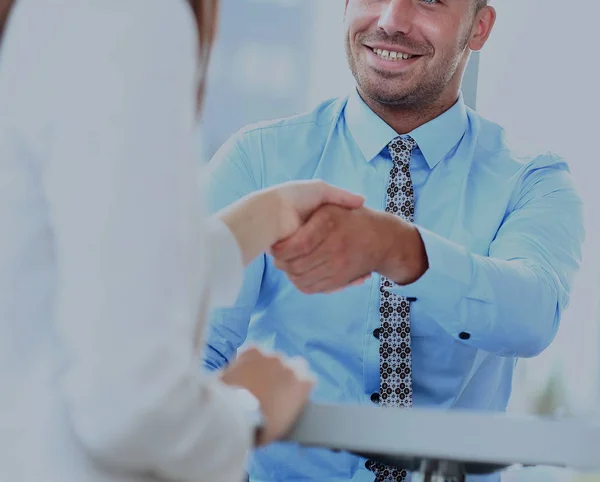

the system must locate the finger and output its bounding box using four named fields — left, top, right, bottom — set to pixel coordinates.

left=289, top=264, right=340, bottom=294
left=272, top=213, right=330, bottom=262
left=296, top=267, right=359, bottom=295
left=285, top=356, right=315, bottom=383
left=234, top=344, right=258, bottom=361
left=305, top=277, right=346, bottom=295
left=289, top=270, right=334, bottom=295
left=324, top=274, right=371, bottom=294
left=348, top=274, right=371, bottom=286
left=318, top=183, right=365, bottom=209
left=274, top=250, right=330, bottom=277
